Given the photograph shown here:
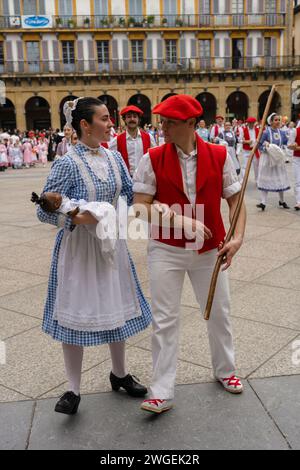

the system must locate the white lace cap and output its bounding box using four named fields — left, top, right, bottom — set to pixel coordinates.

left=267, top=113, right=277, bottom=126
left=63, top=98, right=83, bottom=128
